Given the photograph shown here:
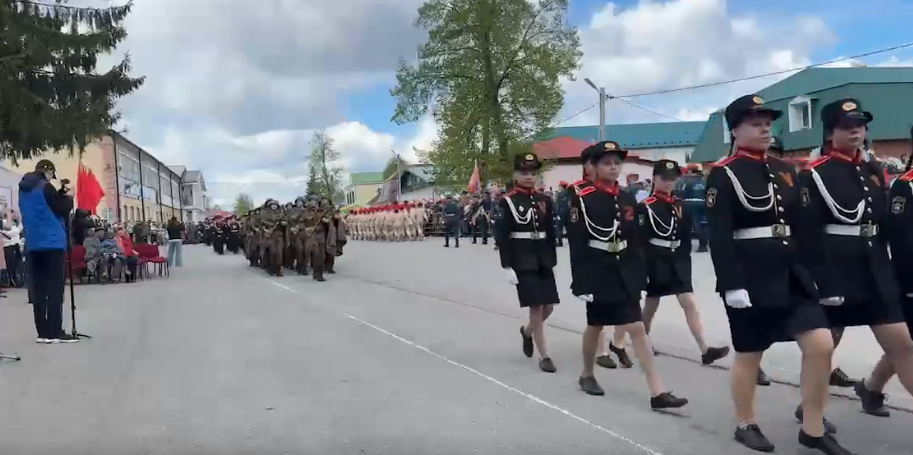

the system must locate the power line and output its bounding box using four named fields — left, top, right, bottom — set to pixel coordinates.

left=608, top=96, right=683, bottom=122
left=614, top=41, right=913, bottom=99
left=548, top=102, right=597, bottom=128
